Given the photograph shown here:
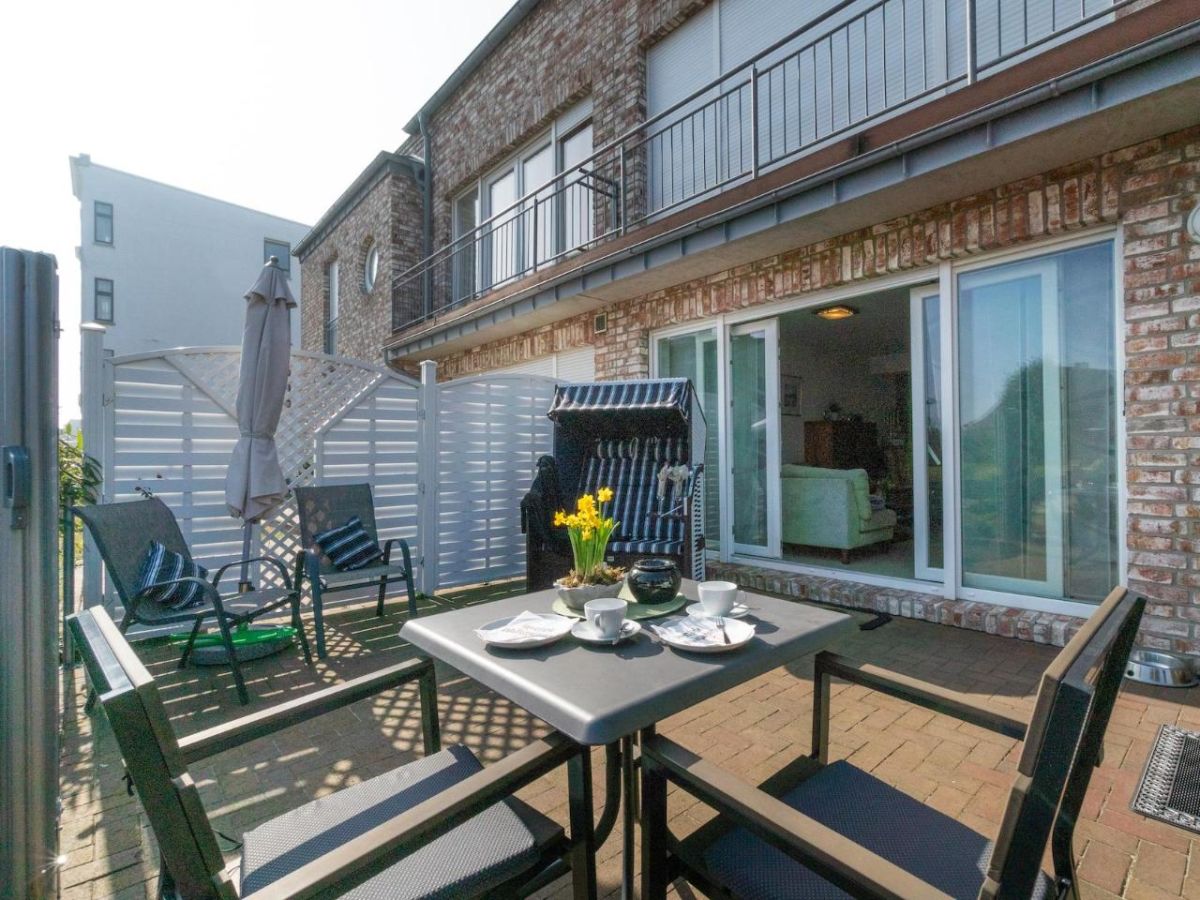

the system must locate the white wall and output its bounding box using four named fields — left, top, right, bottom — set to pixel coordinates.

left=71, top=155, right=310, bottom=357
